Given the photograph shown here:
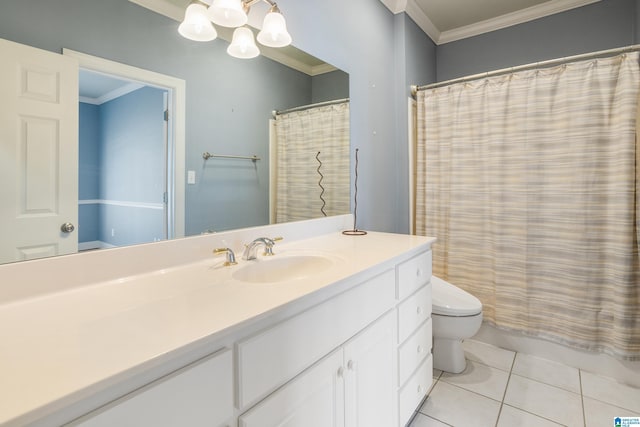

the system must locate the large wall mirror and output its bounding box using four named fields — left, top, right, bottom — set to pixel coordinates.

left=0, top=0, right=350, bottom=265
